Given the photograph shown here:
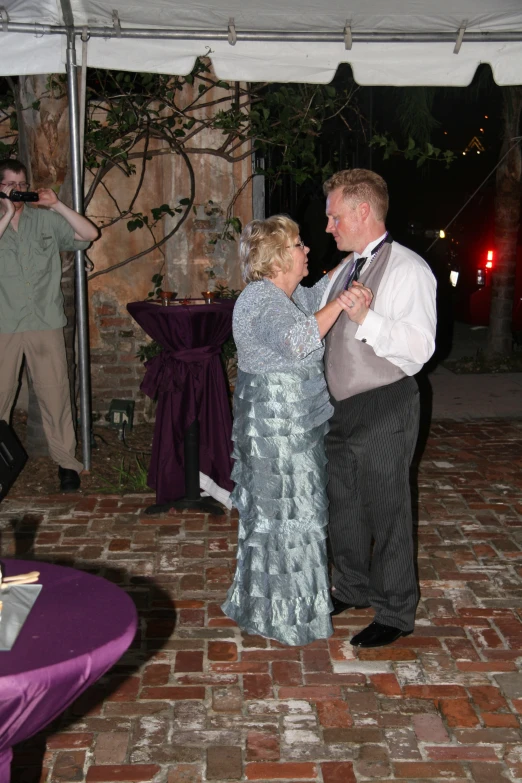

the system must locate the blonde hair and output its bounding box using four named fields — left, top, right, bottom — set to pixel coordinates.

left=239, top=215, right=299, bottom=283
left=323, top=169, right=389, bottom=222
